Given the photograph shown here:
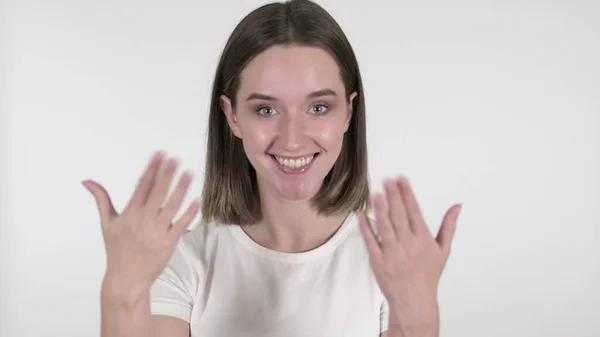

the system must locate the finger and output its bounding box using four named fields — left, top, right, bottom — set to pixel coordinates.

left=397, top=177, right=430, bottom=236
left=373, top=193, right=396, bottom=246
left=384, top=179, right=411, bottom=241
left=167, top=198, right=202, bottom=243
left=82, top=180, right=118, bottom=226
left=157, top=170, right=194, bottom=229
left=357, top=211, right=382, bottom=265
left=436, top=203, right=462, bottom=255
left=145, top=157, right=179, bottom=214
left=125, top=151, right=166, bottom=211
